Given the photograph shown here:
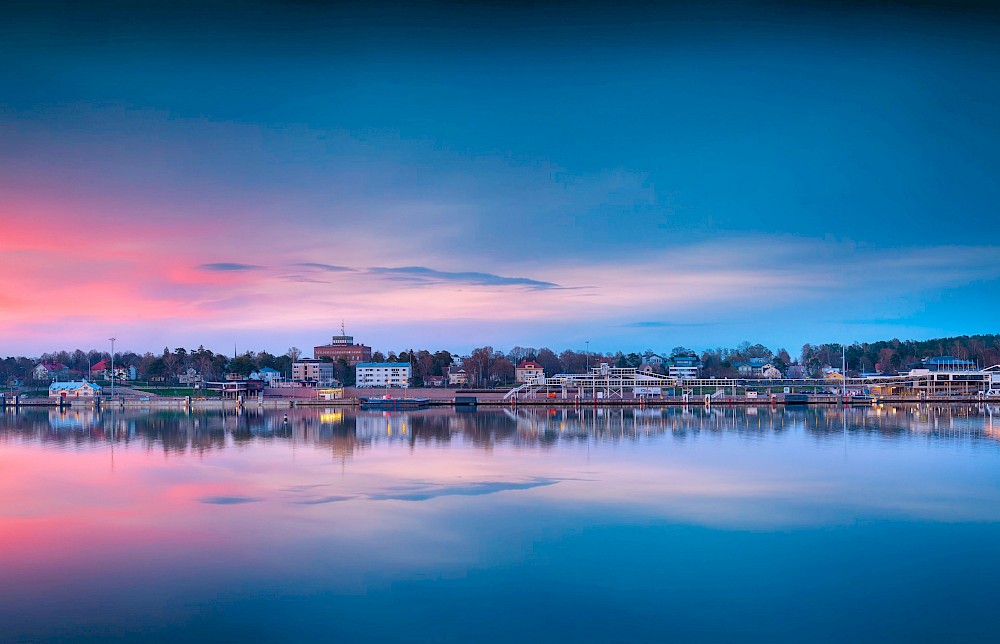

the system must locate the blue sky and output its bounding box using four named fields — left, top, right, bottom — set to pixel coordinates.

left=1, top=1, right=998, bottom=357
